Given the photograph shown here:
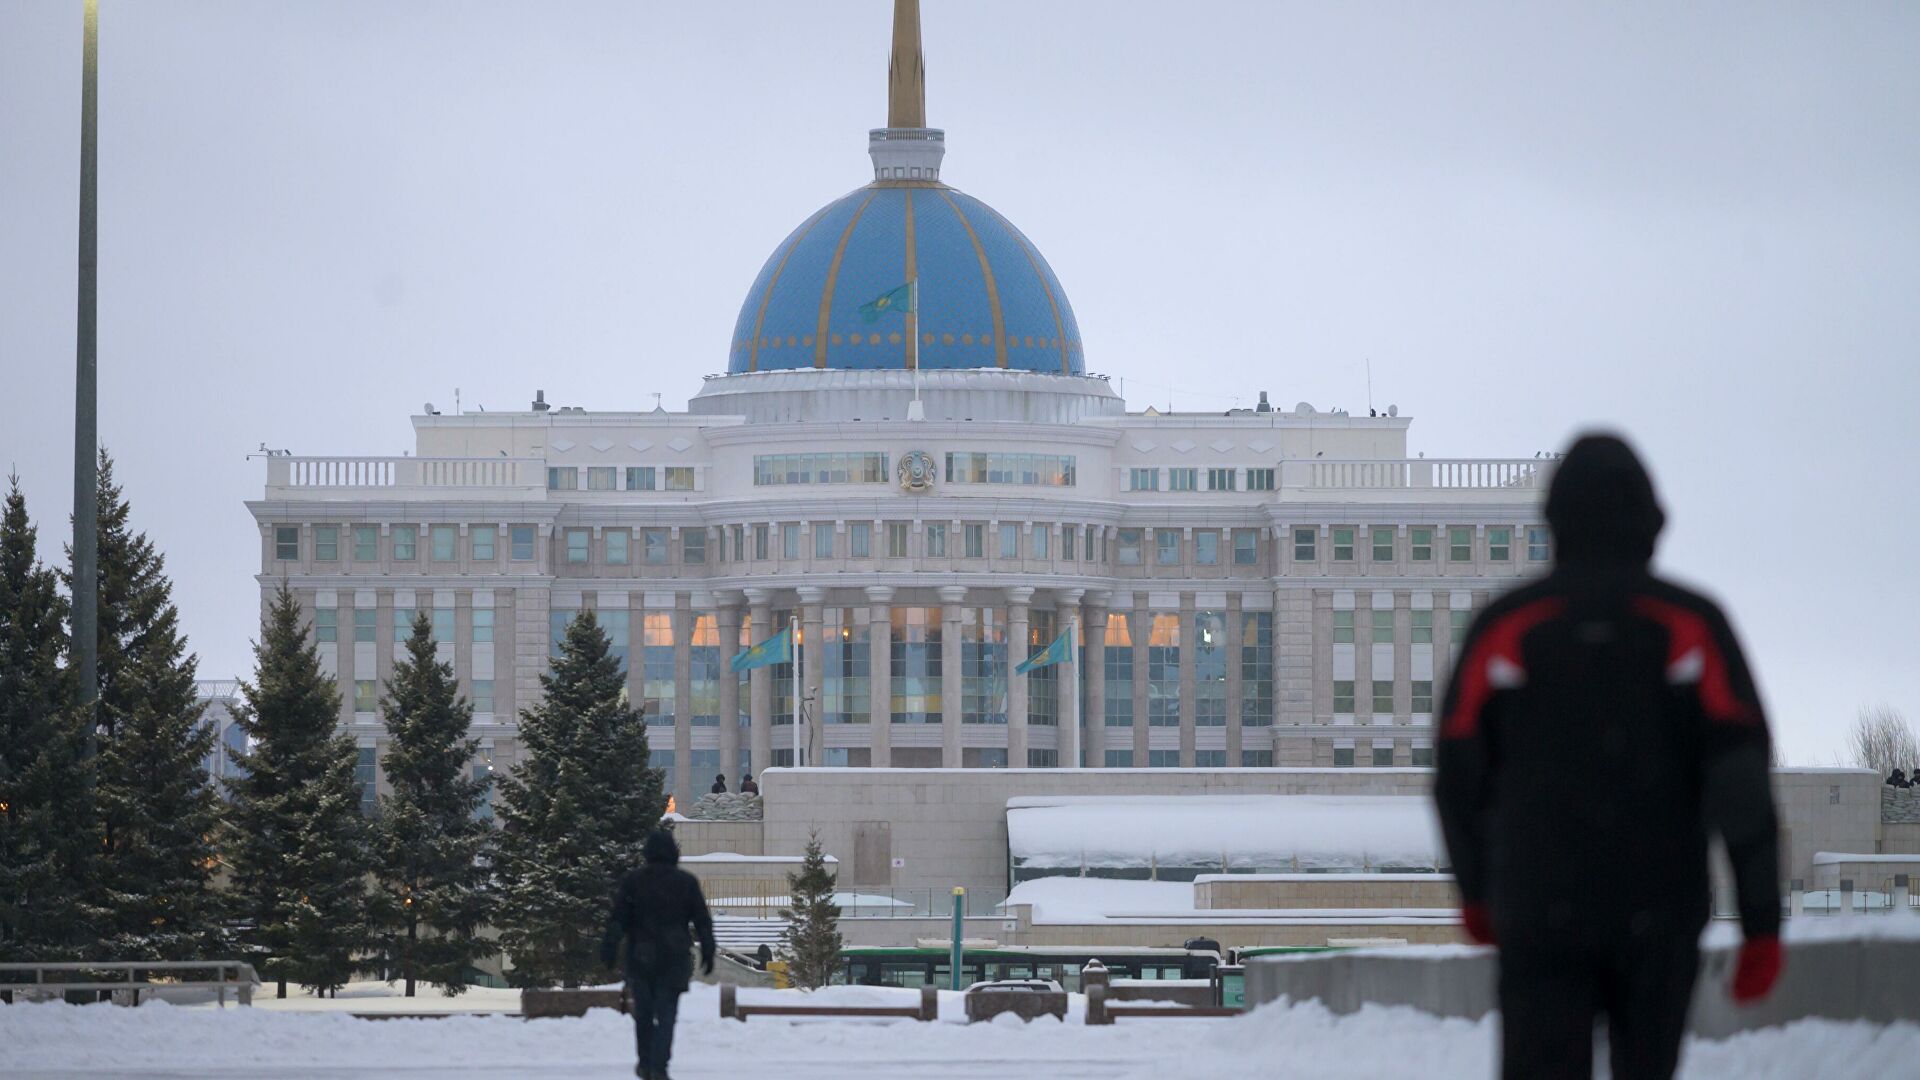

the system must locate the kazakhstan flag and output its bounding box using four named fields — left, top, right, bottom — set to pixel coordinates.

left=858, top=282, right=915, bottom=323
left=730, top=627, right=792, bottom=673
left=1015, top=626, right=1074, bottom=675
